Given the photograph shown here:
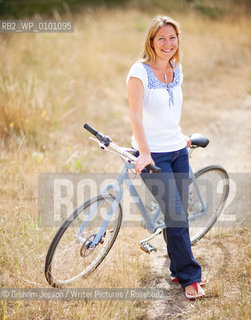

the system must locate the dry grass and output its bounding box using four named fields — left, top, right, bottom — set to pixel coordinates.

left=0, top=4, right=250, bottom=320
left=188, top=228, right=251, bottom=320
